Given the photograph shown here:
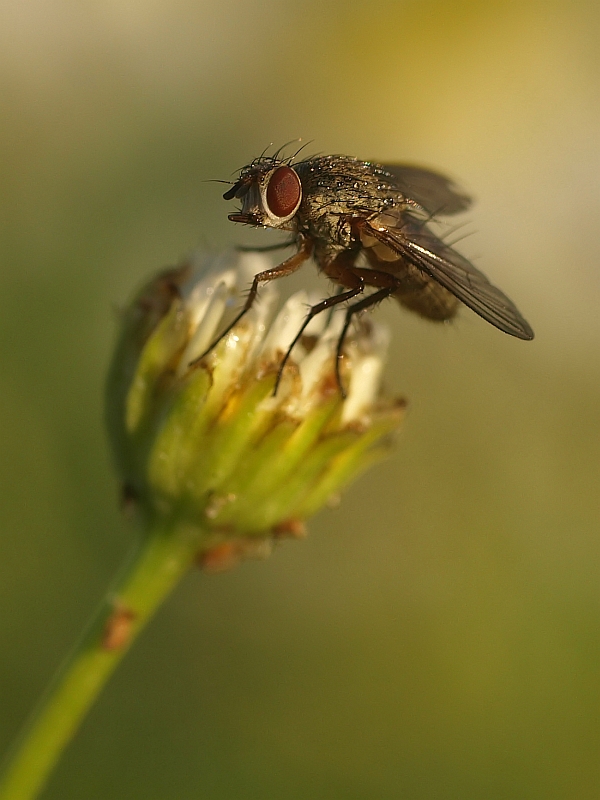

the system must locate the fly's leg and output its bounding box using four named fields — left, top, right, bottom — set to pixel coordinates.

left=334, top=287, right=394, bottom=396
left=189, top=235, right=313, bottom=367
left=325, top=284, right=348, bottom=325
left=331, top=266, right=402, bottom=397
left=273, top=276, right=364, bottom=395
left=272, top=250, right=365, bottom=396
